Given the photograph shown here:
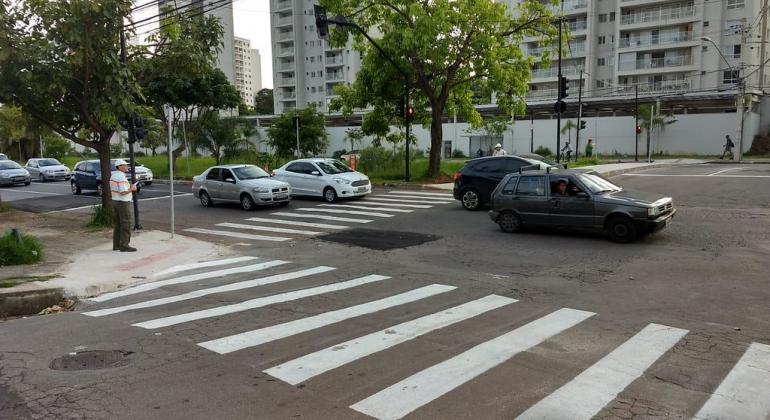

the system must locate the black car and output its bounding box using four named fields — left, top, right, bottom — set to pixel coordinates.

left=71, top=159, right=139, bottom=196
left=452, top=156, right=556, bottom=210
